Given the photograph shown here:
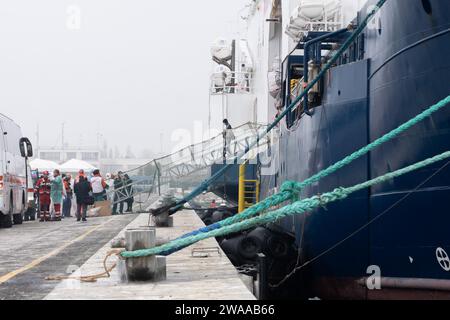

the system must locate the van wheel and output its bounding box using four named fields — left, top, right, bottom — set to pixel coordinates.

left=11, top=193, right=23, bottom=225
left=3, top=194, right=15, bottom=228
left=0, top=213, right=13, bottom=229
